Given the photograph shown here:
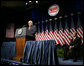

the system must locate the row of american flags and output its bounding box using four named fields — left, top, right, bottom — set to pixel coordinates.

left=35, top=12, right=83, bottom=46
